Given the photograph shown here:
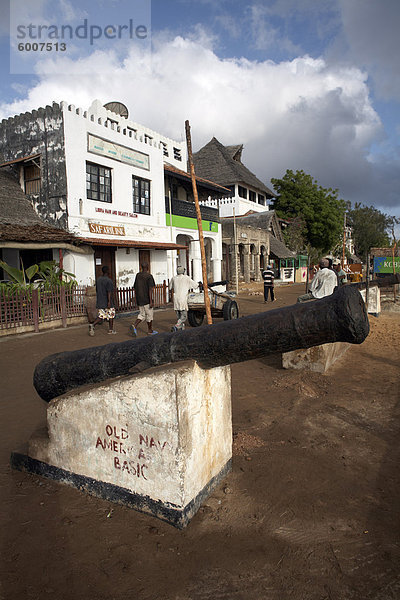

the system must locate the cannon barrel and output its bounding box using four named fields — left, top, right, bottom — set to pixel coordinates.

left=352, top=273, right=400, bottom=289
left=34, top=285, right=369, bottom=402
